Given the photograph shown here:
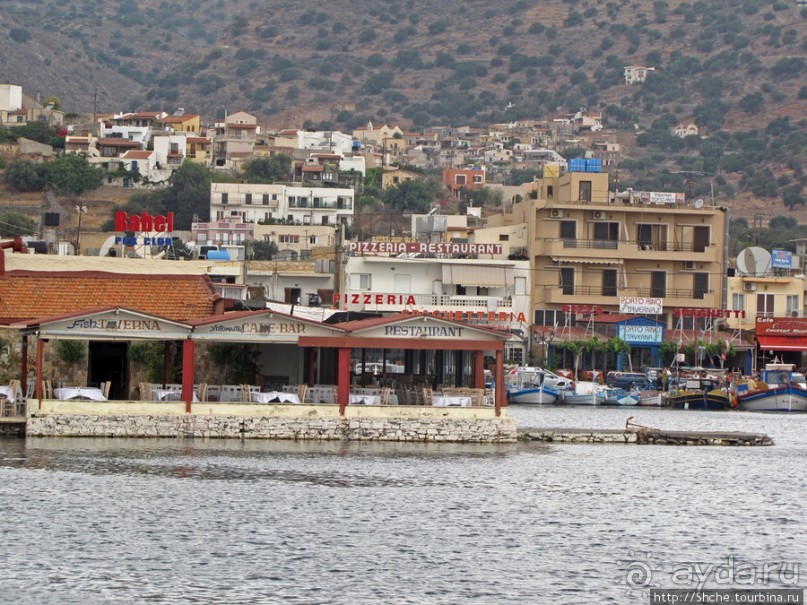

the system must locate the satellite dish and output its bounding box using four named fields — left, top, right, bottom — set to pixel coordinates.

left=693, top=198, right=704, bottom=209
left=736, top=247, right=772, bottom=277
